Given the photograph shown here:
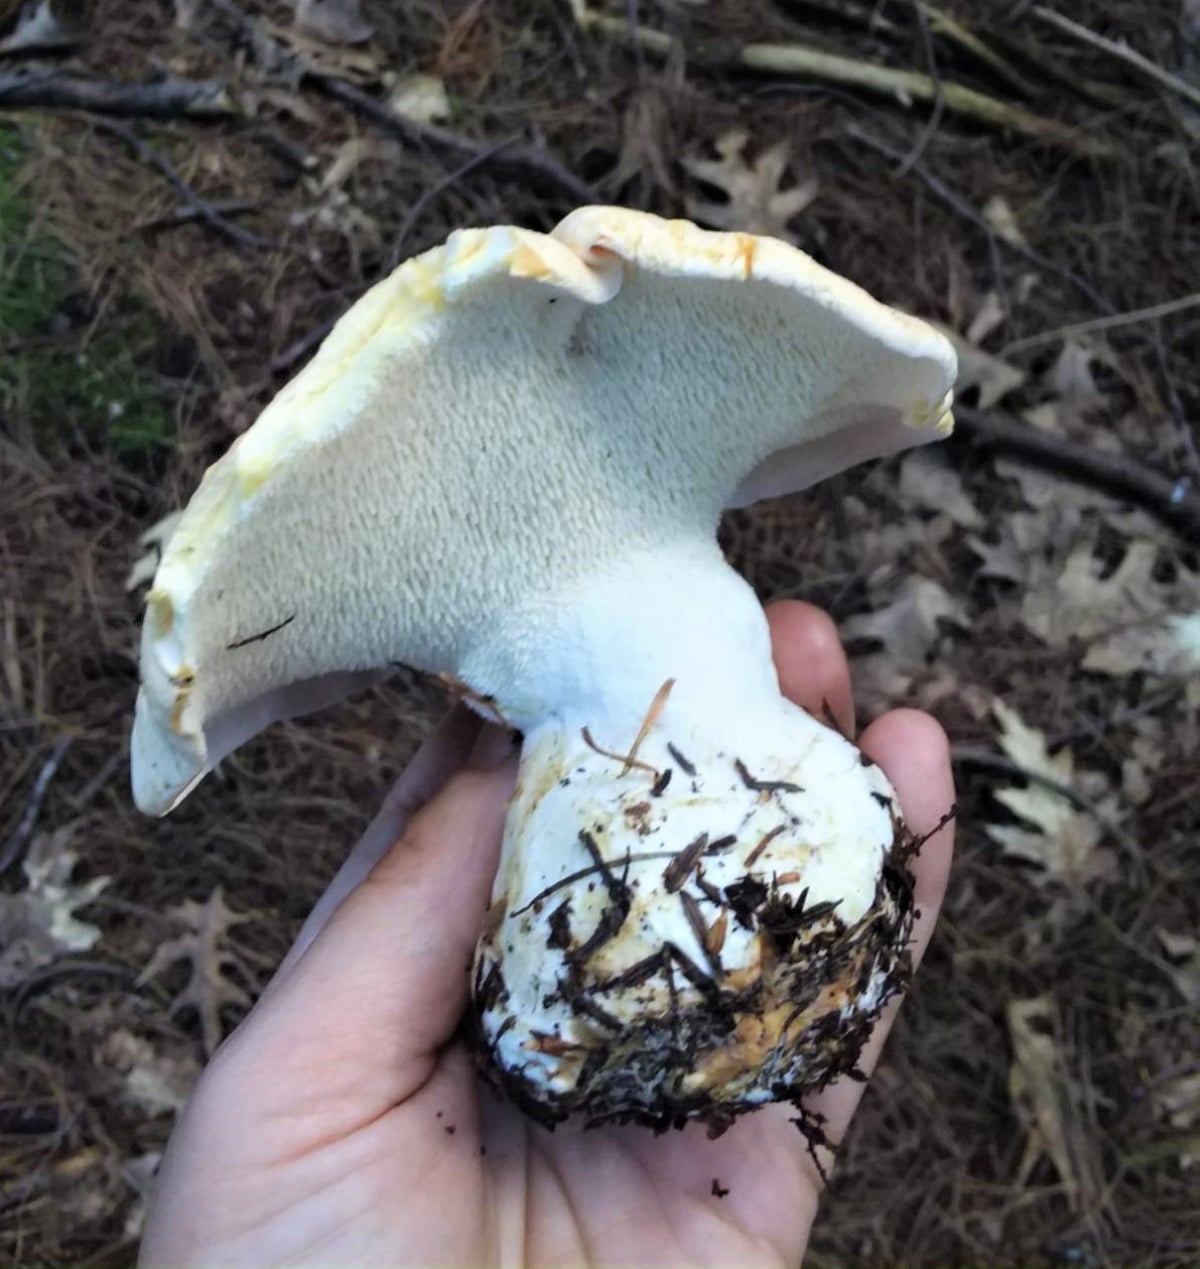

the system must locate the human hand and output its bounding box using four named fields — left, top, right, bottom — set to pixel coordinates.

left=139, top=601, right=955, bottom=1268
